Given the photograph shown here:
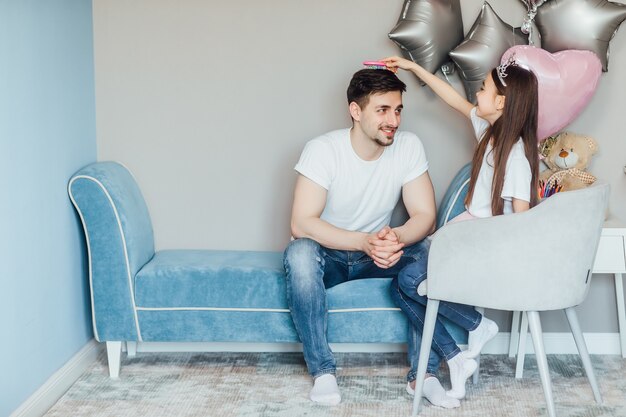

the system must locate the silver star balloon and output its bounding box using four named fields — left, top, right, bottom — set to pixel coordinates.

left=531, top=0, right=626, bottom=71
left=388, top=0, right=464, bottom=74
left=449, top=2, right=528, bottom=103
